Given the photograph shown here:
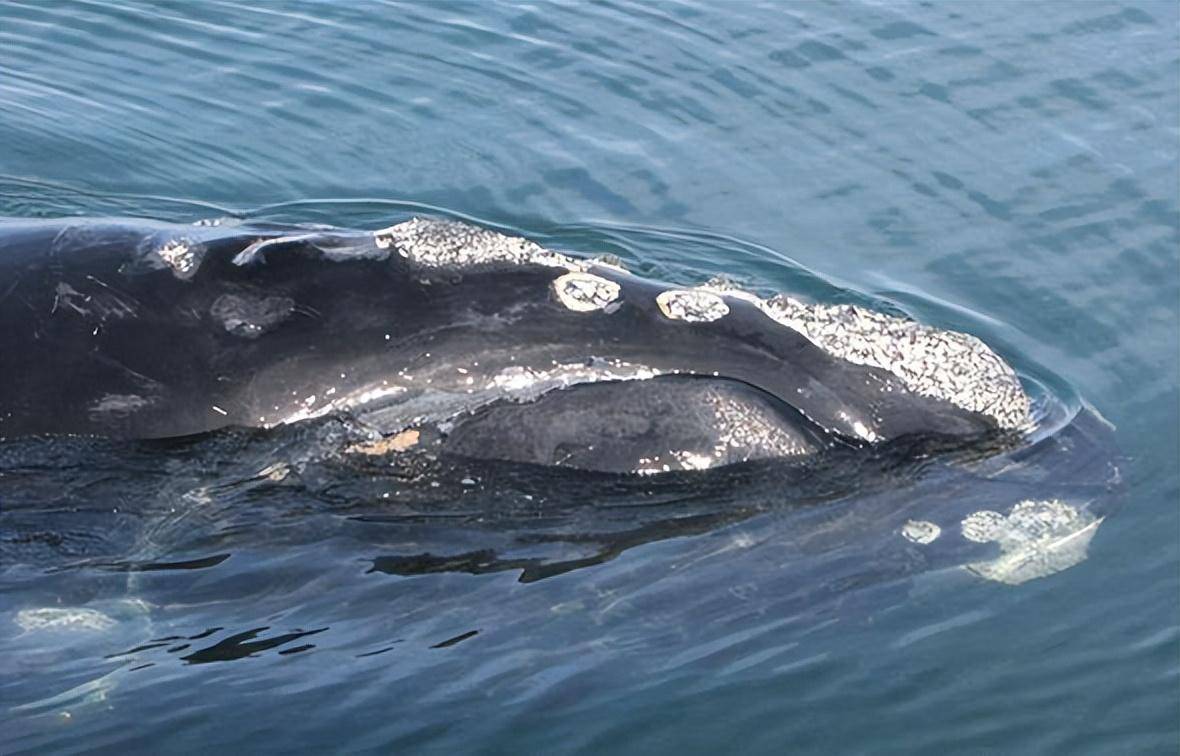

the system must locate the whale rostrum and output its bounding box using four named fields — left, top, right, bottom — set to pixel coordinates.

left=0, top=216, right=1031, bottom=473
